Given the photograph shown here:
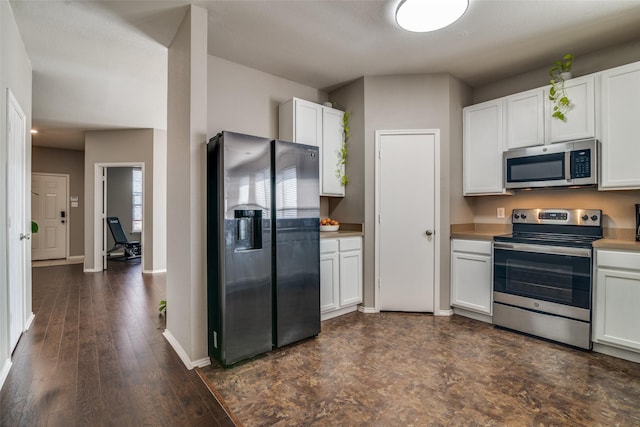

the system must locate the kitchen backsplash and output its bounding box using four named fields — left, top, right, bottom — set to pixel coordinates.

left=472, top=187, right=640, bottom=229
